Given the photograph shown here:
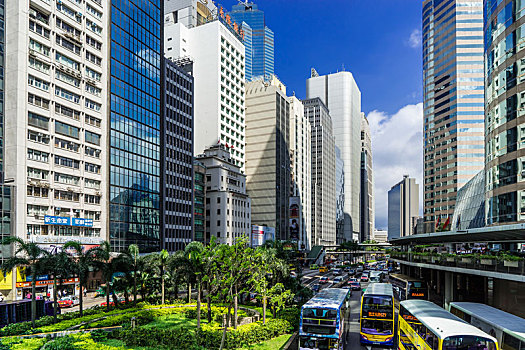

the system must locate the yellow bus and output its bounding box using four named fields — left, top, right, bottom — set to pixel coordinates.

left=360, top=283, right=395, bottom=346
left=399, top=300, right=498, bottom=350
